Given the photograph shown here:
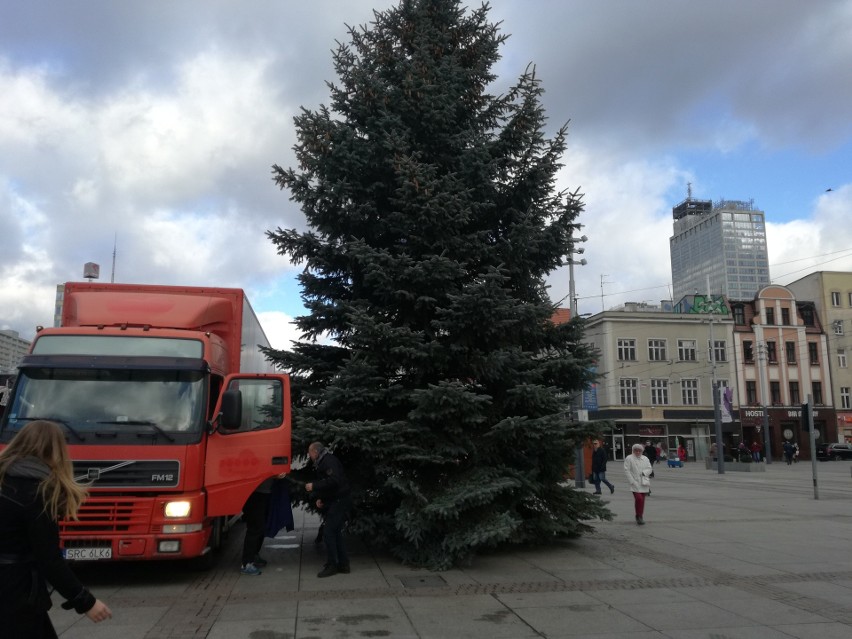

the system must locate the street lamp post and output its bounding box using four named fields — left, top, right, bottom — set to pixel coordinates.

left=569, top=226, right=588, bottom=488
left=568, top=232, right=588, bottom=317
